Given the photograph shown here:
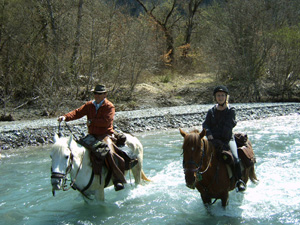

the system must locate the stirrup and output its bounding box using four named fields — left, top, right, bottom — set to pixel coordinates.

left=114, top=182, right=125, bottom=191
left=235, top=179, right=246, bottom=192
